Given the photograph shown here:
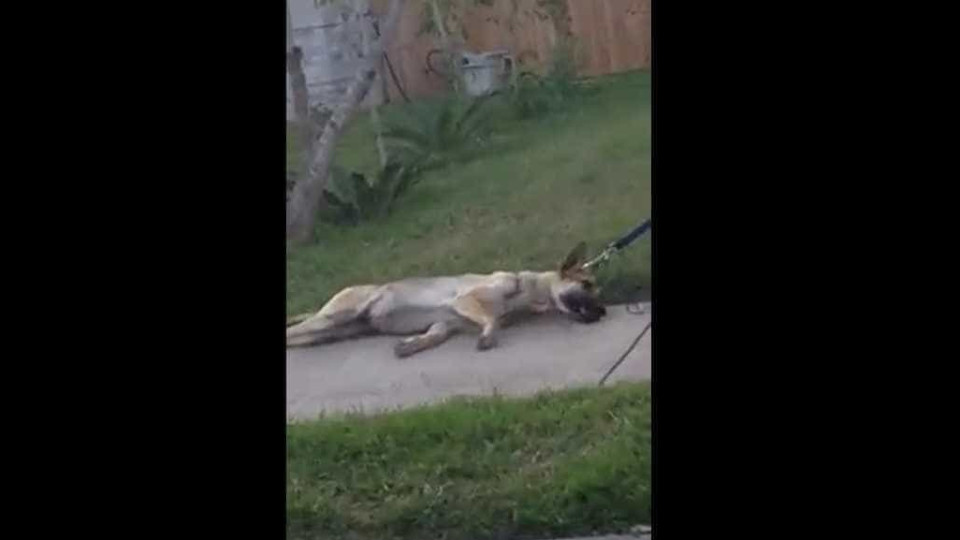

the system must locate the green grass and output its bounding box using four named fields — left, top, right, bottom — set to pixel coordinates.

left=287, top=70, right=651, bottom=316
left=287, top=381, right=651, bottom=540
